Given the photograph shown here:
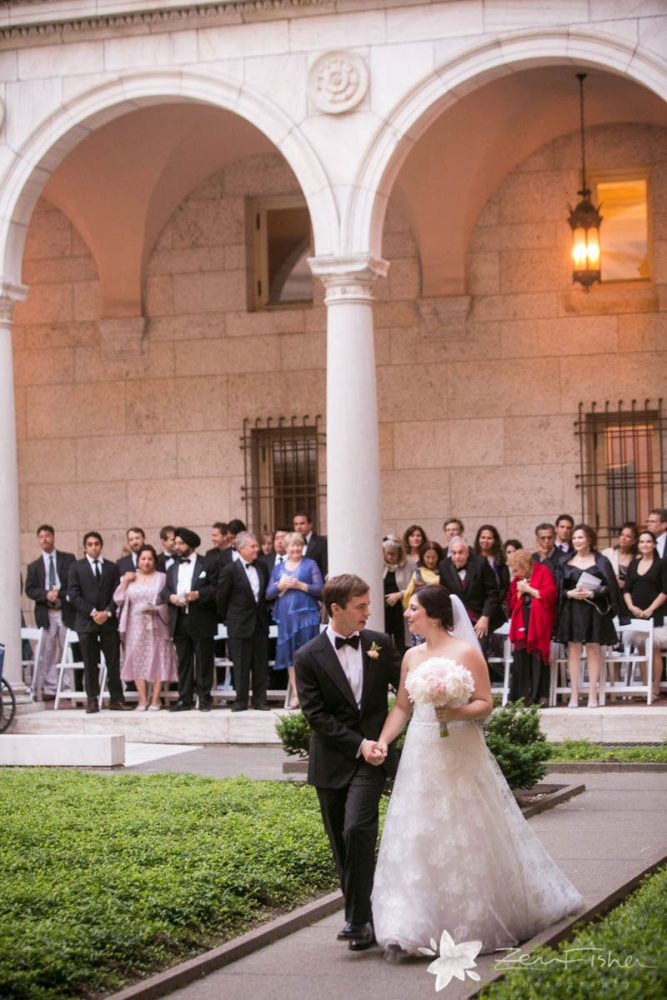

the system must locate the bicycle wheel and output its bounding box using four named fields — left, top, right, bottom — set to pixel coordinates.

left=0, top=677, right=16, bottom=734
